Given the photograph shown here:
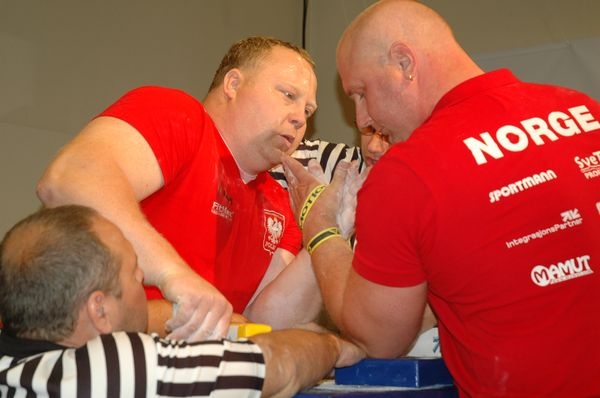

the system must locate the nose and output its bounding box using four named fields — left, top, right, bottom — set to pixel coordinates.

left=367, top=134, right=387, bottom=157
left=291, top=118, right=305, bottom=131
left=355, top=115, right=371, bottom=132
left=290, top=109, right=306, bottom=131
